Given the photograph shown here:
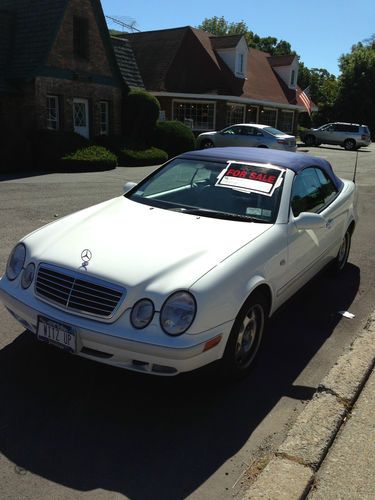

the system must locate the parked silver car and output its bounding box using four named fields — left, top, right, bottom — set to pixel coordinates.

left=197, top=124, right=297, bottom=152
left=302, top=122, right=371, bottom=150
